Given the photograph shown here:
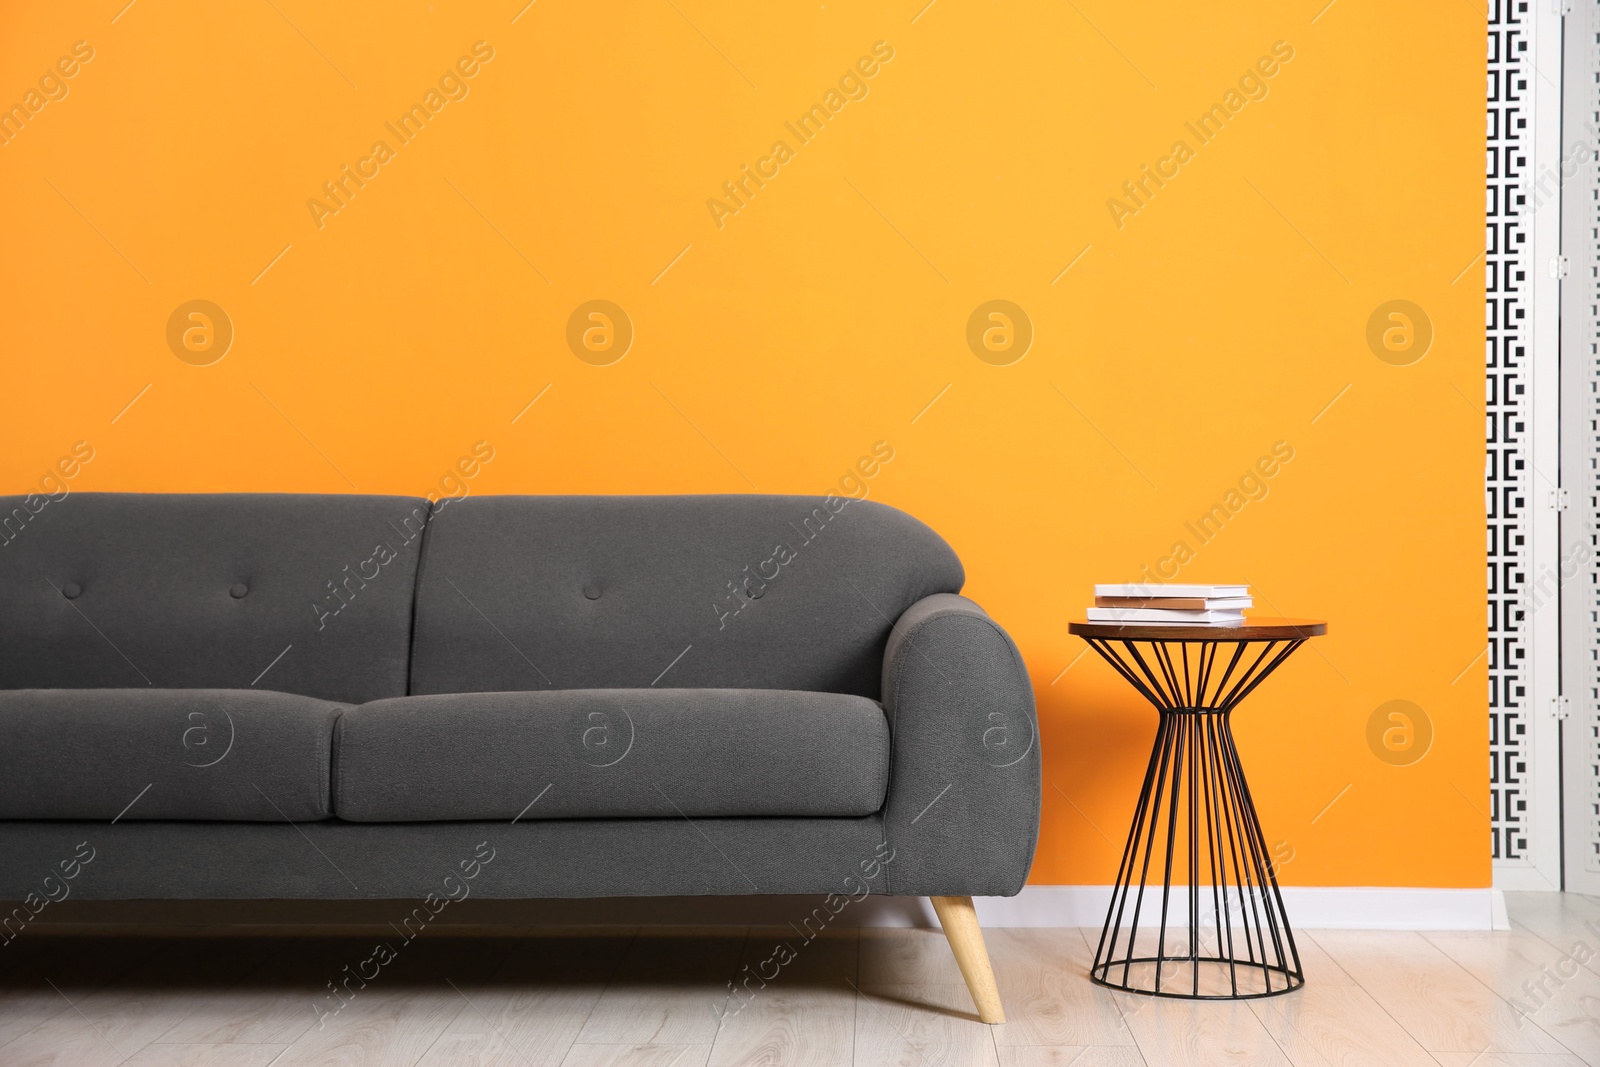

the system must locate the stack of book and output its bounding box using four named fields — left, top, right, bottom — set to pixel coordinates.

left=1088, top=584, right=1251, bottom=625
